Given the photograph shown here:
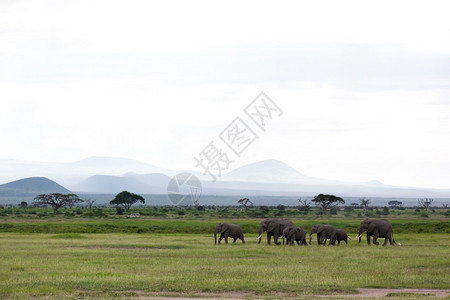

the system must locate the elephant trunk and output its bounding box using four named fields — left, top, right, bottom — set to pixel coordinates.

left=309, top=232, right=313, bottom=245
left=214, top=229, right=218, bottom=245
